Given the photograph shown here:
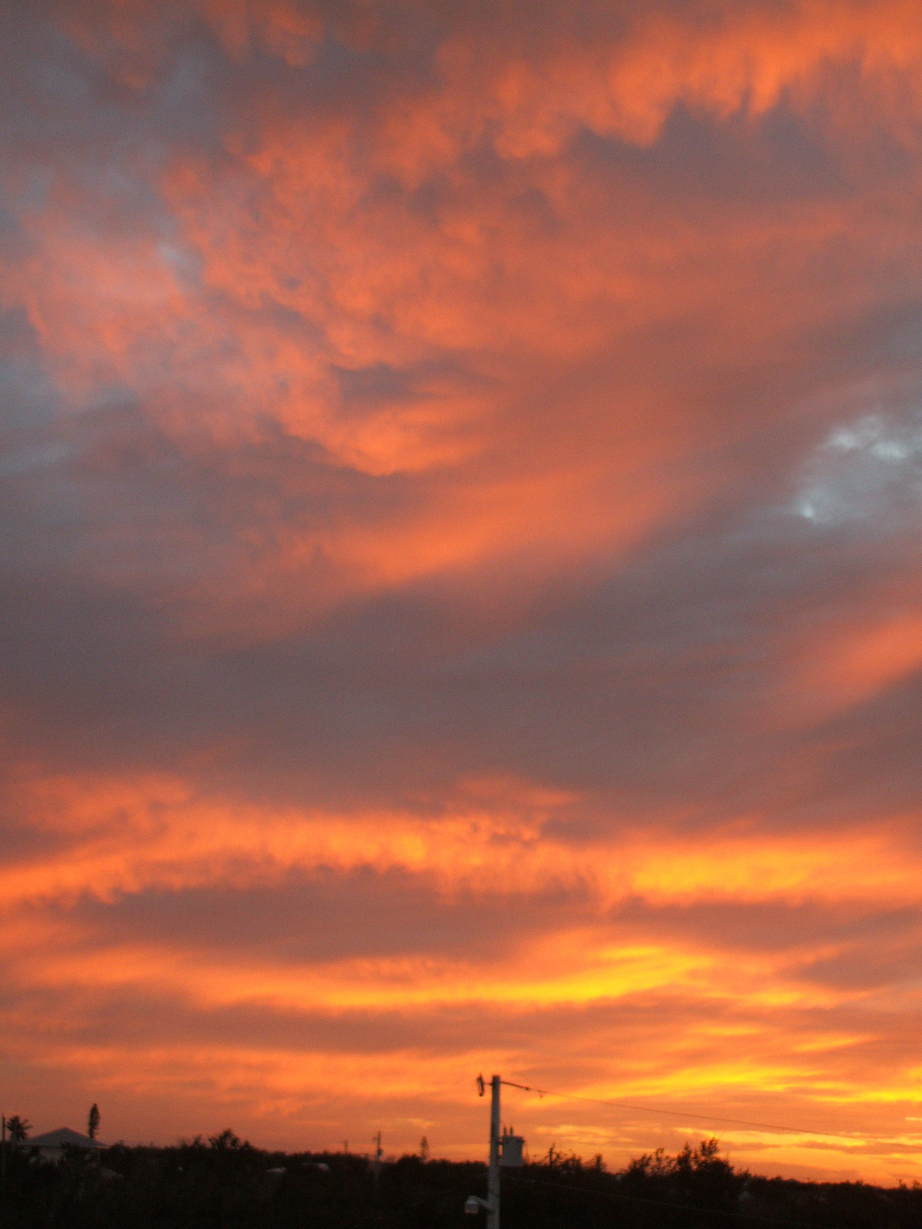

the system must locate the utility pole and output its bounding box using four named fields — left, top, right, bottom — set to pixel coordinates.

left=465, top=1074, right=525, bottom=1228
left=487, top=1075, right=501, bottom=1229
